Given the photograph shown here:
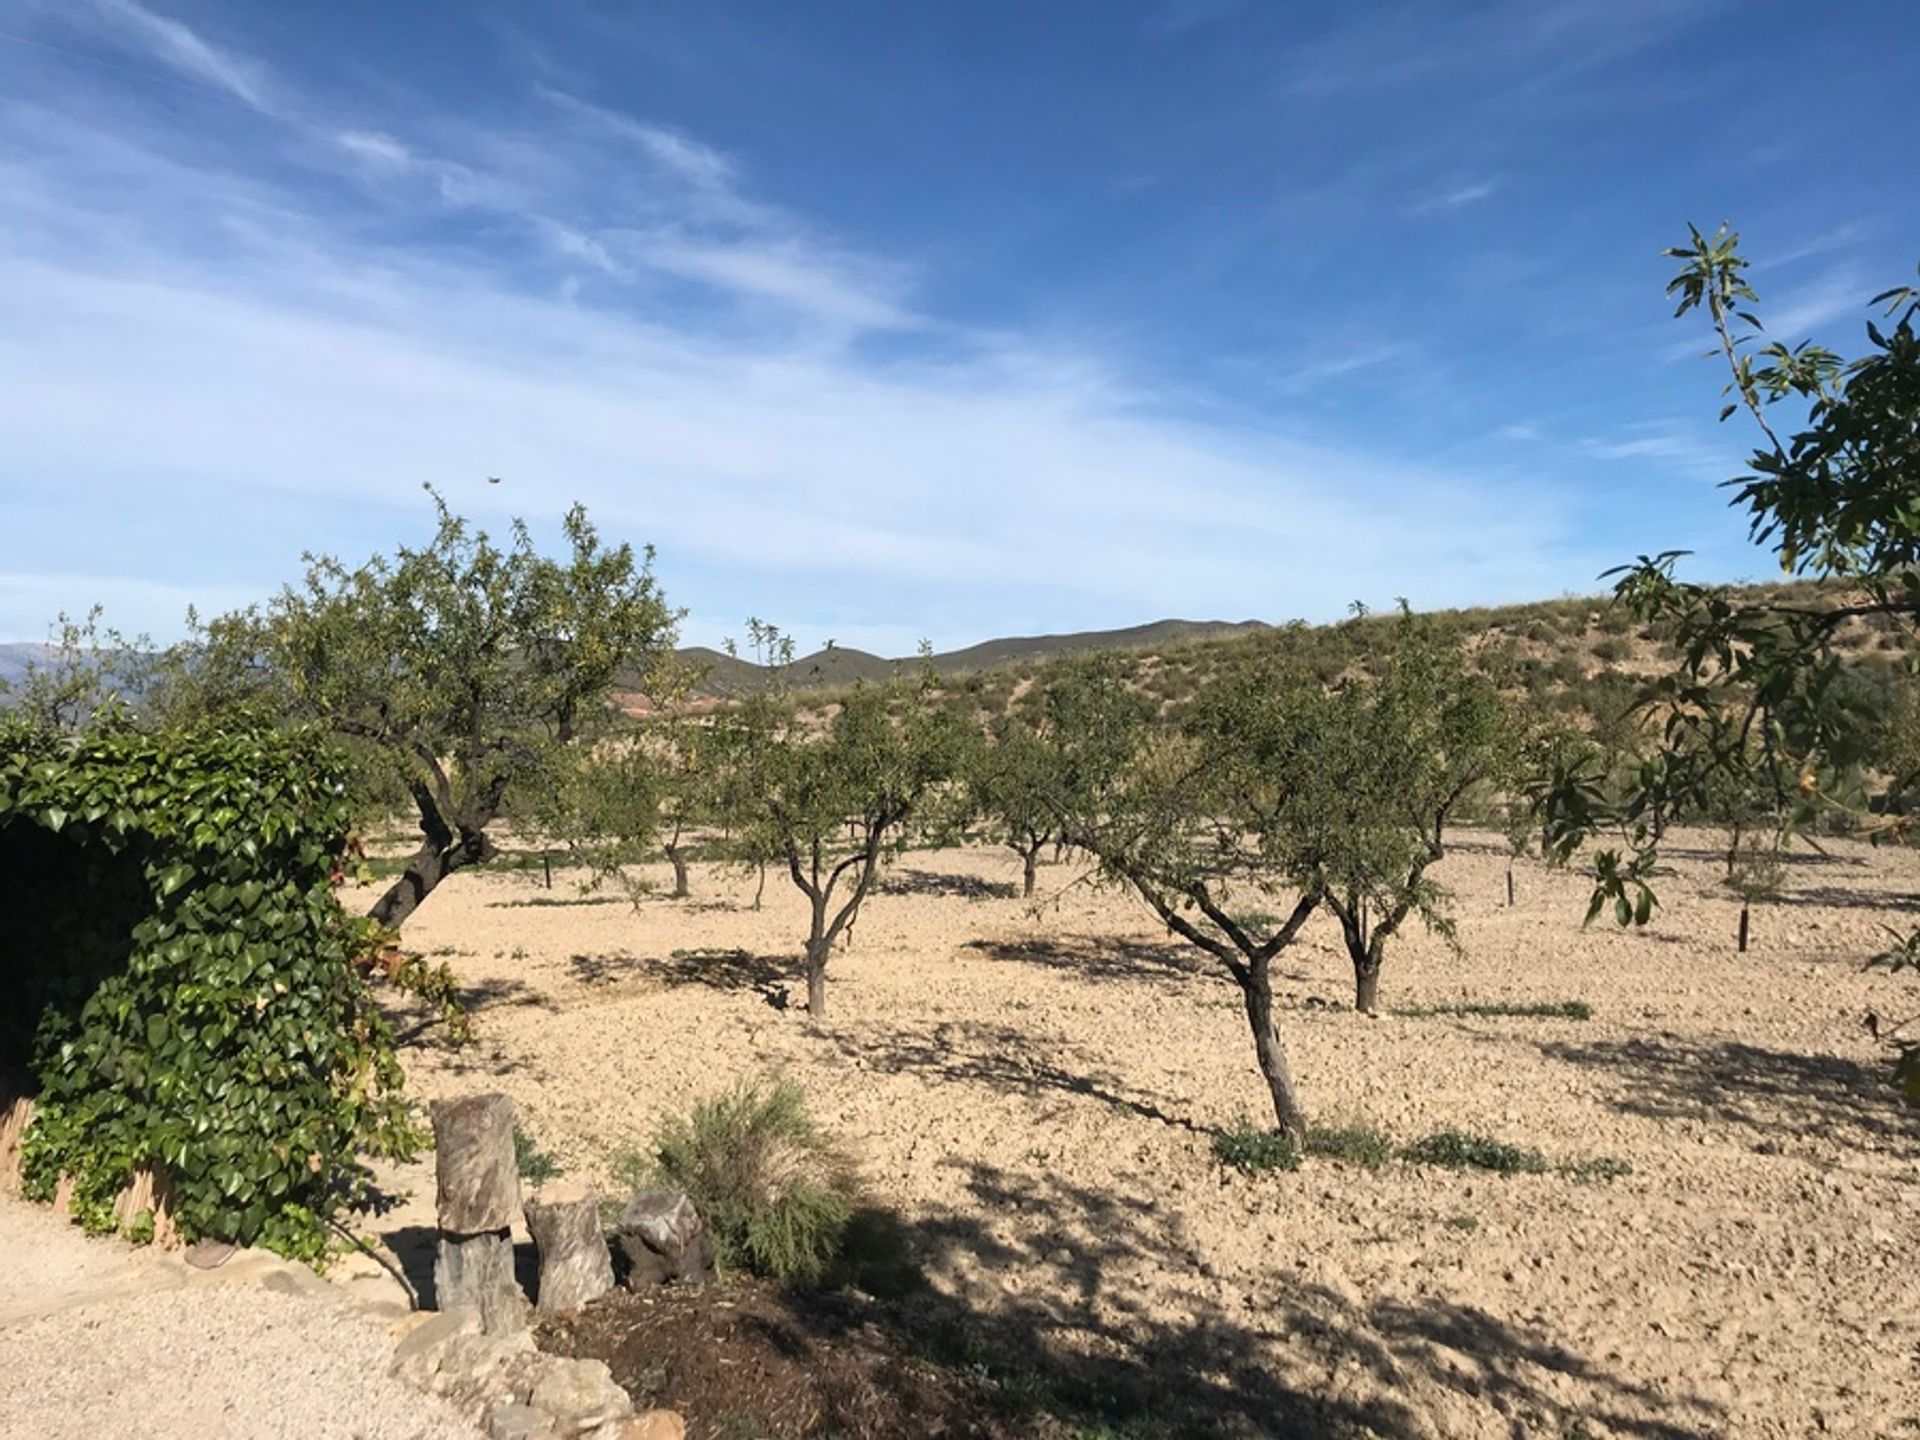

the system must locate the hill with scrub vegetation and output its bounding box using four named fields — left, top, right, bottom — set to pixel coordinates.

left=651, top=578, right=1915, bottom=735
